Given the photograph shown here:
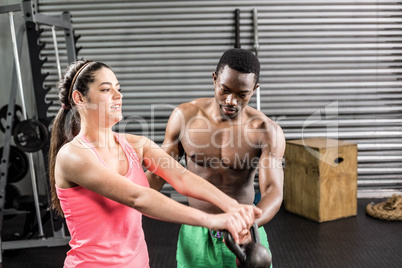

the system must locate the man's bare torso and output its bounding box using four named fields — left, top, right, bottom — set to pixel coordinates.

left=178, top=98, right=270, bottom=214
